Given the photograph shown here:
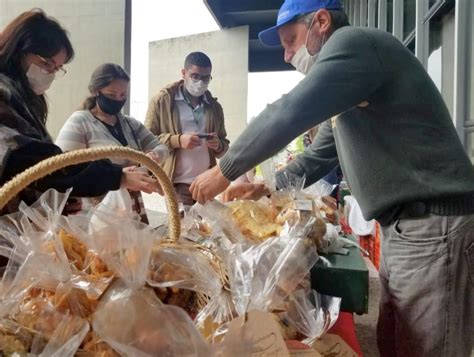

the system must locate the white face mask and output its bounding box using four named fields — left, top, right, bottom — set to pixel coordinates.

left=290, top=17, right=326, bottom=75
left=185, top=78, right=208, bottom=97
left=25, top=63, right=55, bottom=95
